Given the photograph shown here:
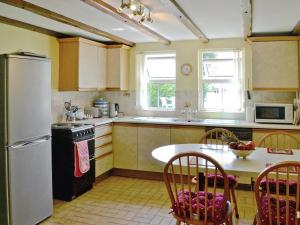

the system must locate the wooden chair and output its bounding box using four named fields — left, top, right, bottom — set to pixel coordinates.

left=163, top=152, right=232, bottom=225
left=253, top=161, right=300, bottom=225
left=257, top=131, right=300, bottom=150
left=200, top=128, right=238, bottom=147
left=199, top=128, right=240, bottom=218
